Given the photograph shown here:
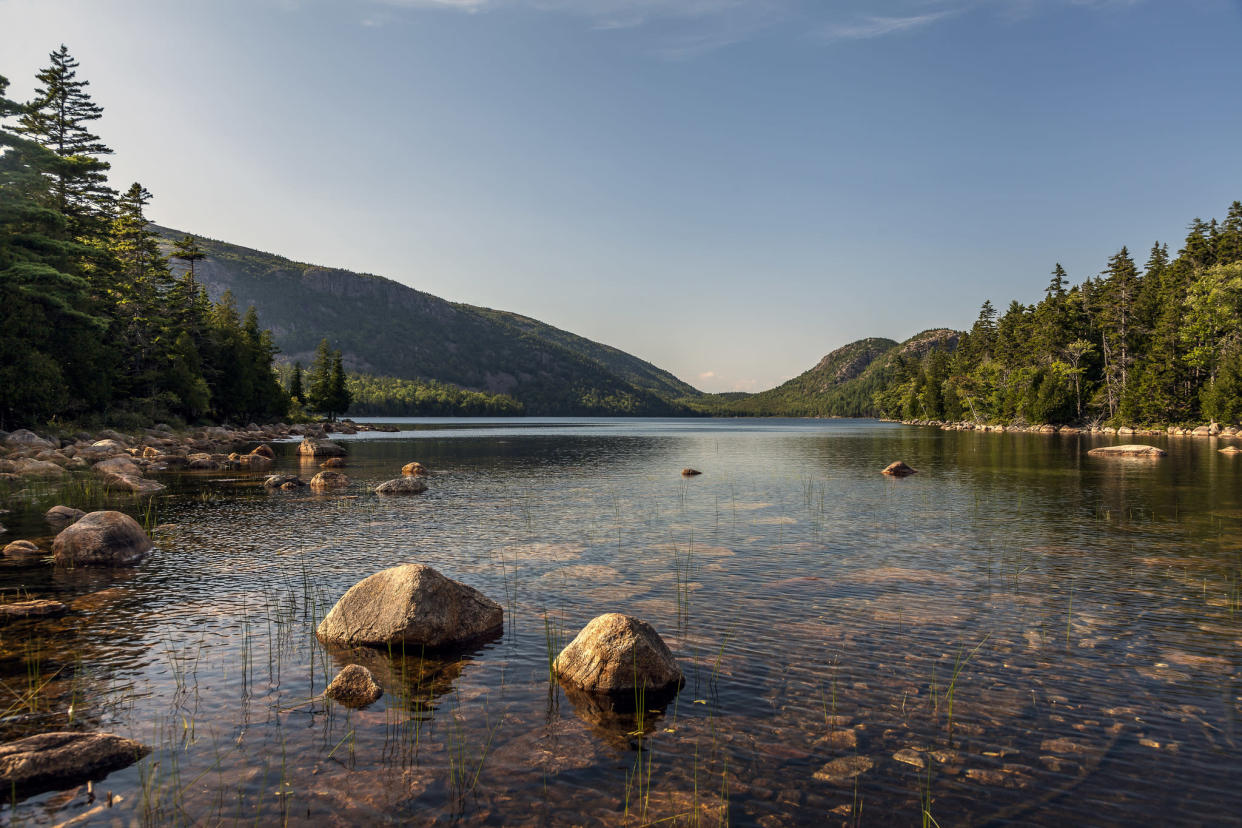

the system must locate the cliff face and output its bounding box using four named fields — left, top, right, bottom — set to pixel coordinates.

left=156, top=227, right=698, bottom=415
